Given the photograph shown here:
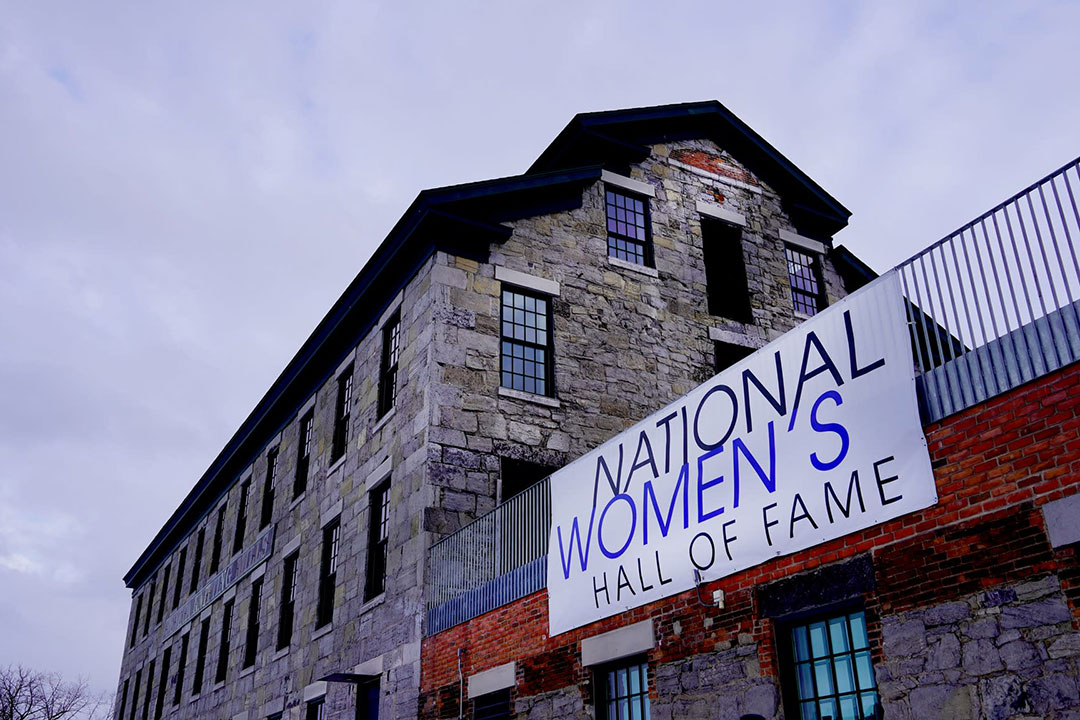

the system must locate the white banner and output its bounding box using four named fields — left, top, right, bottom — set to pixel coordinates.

left=546, top=272, right=936, bottom=636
